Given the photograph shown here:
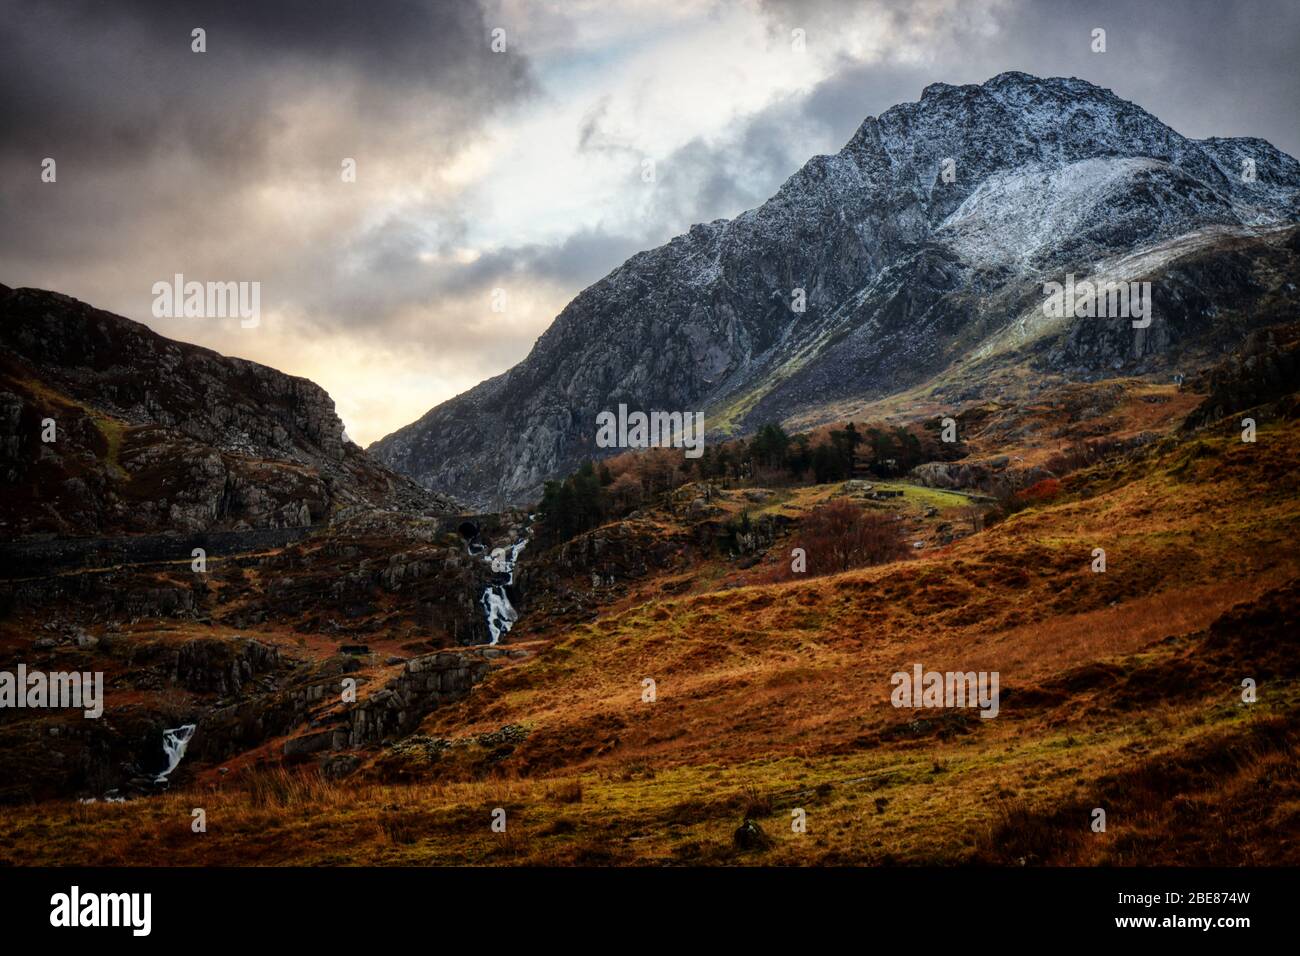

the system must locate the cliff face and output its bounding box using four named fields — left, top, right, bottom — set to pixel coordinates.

left=0, top=285, right=459, bottom=538
left=369, top=72, right=1300, bottom=509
